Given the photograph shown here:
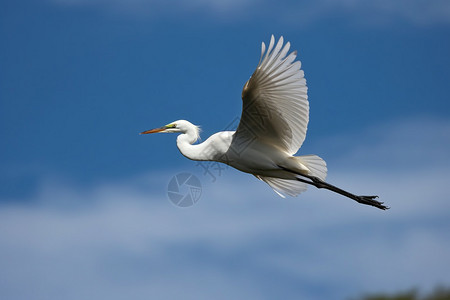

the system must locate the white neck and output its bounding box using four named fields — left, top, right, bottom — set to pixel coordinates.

left=176, top=126, right=211, bottom=161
